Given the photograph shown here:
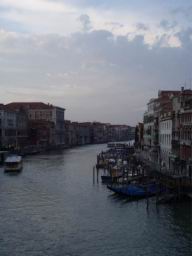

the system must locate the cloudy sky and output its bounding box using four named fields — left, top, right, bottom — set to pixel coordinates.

left=0, top=0, right=192, bottom=125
